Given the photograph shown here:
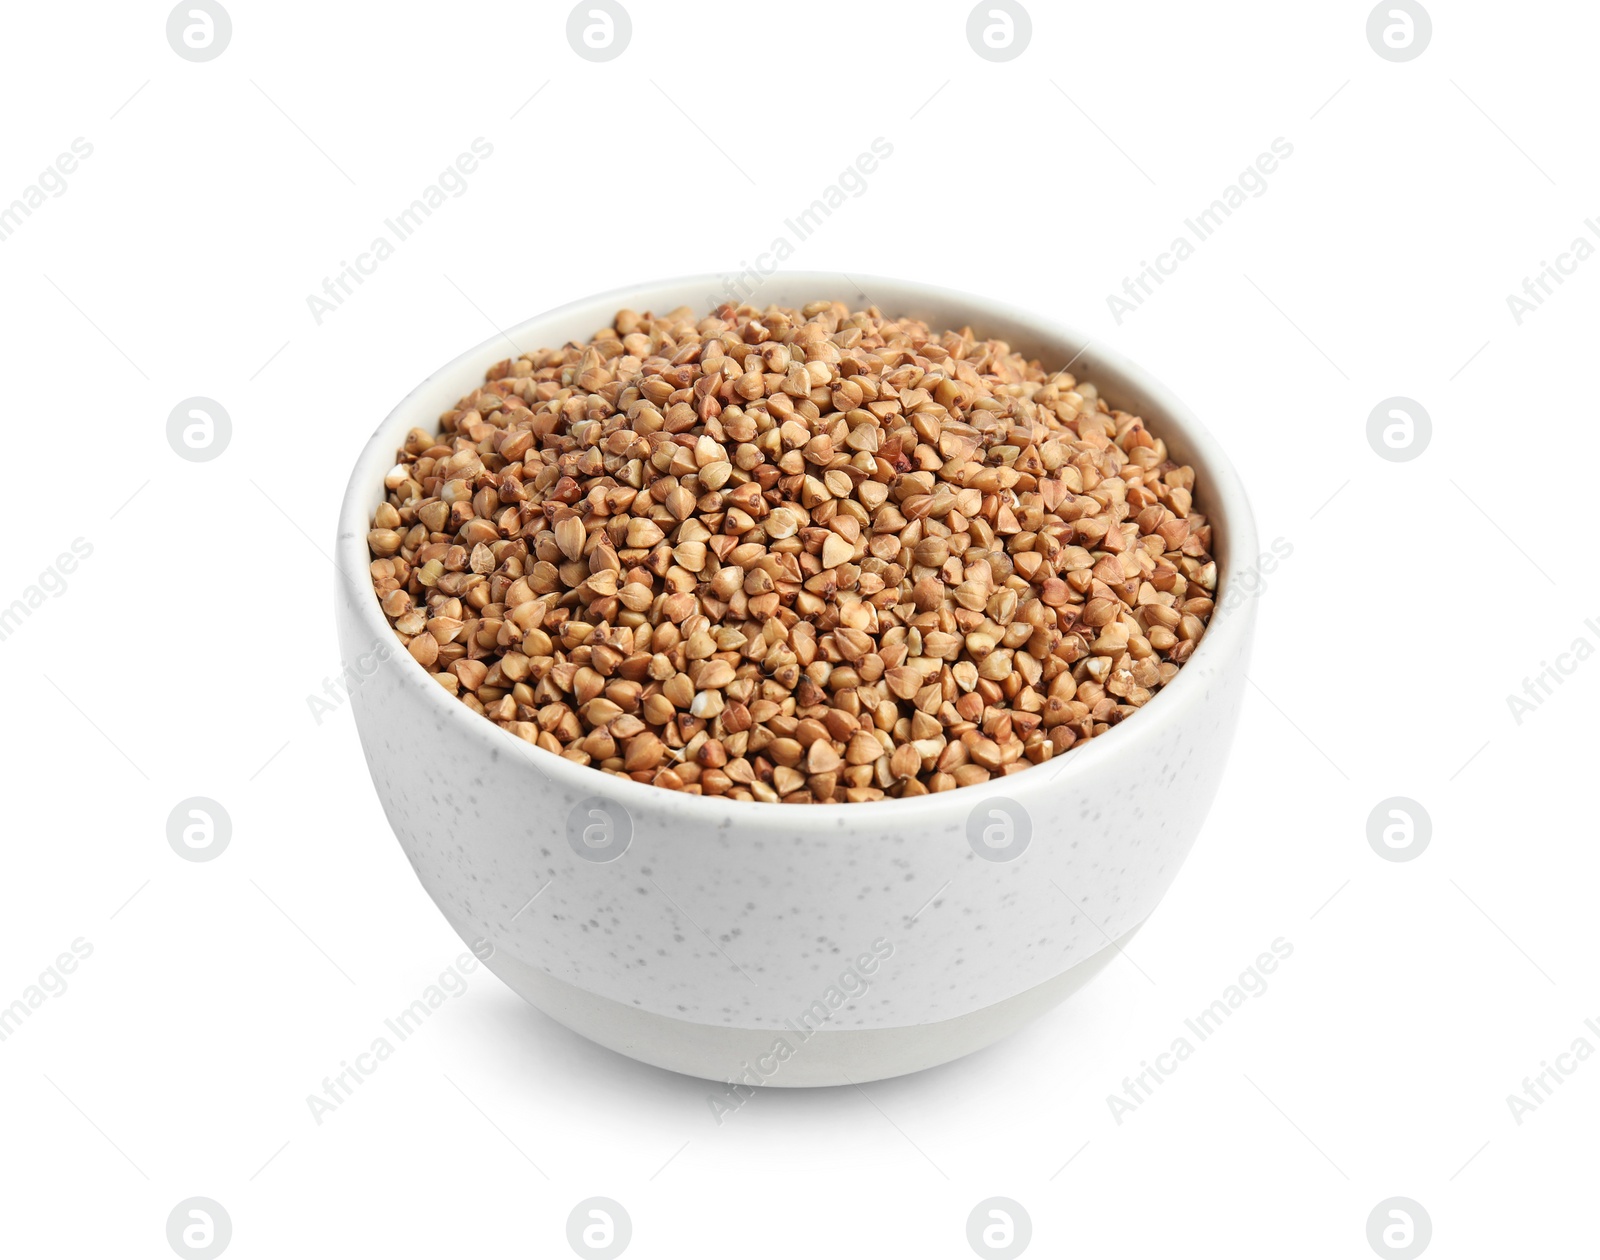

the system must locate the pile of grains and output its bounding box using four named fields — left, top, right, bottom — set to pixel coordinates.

left=367, top=301, right=1215, bottom=803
